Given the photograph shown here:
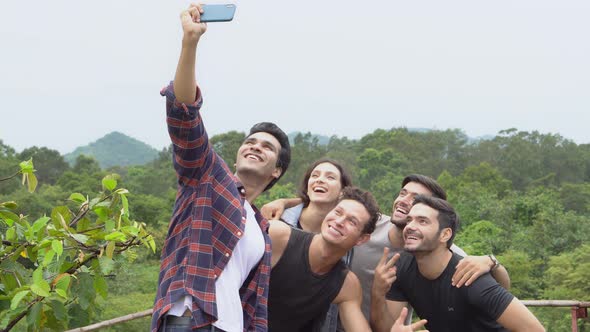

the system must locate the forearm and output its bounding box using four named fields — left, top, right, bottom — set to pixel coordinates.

left=283, top=197, right=302, bottom=209
left=492, top=265, right=511, bottom=290
left=370, top=292, right=395, bottom=332
left=174, top=38, right=199, bottom=104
